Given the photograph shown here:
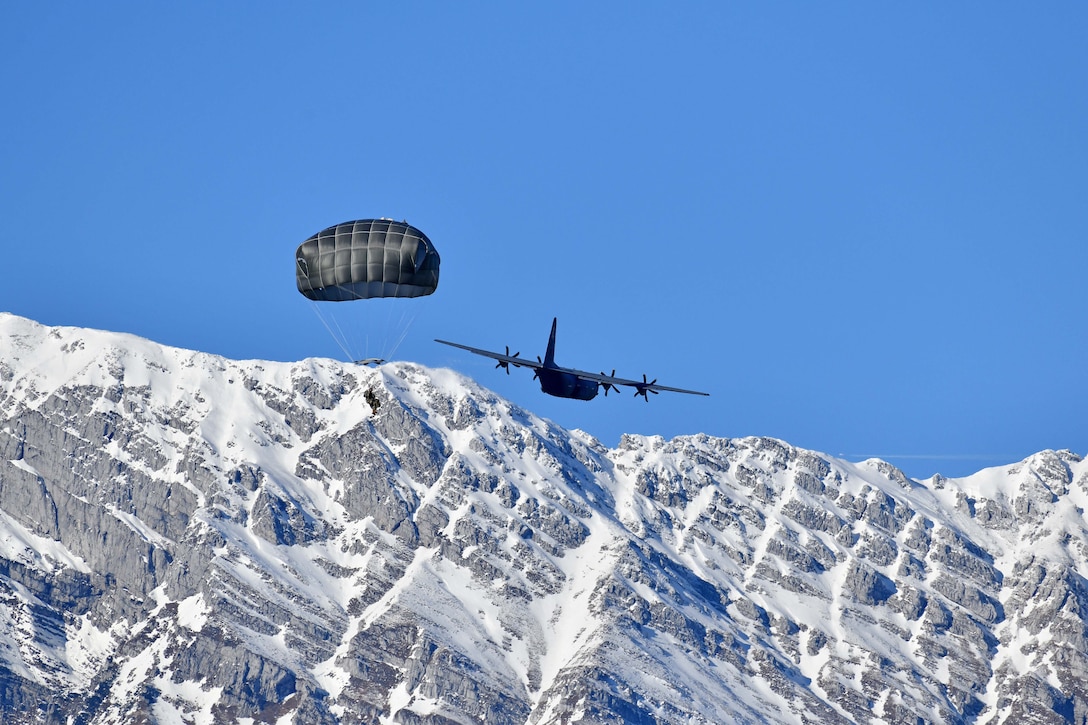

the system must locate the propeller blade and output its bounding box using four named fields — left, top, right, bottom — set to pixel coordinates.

left=600, top=370, right=618, bottom=396
left=634, top=373, right=658, bottom=401
left=494, top=346, right=522, bottom=374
